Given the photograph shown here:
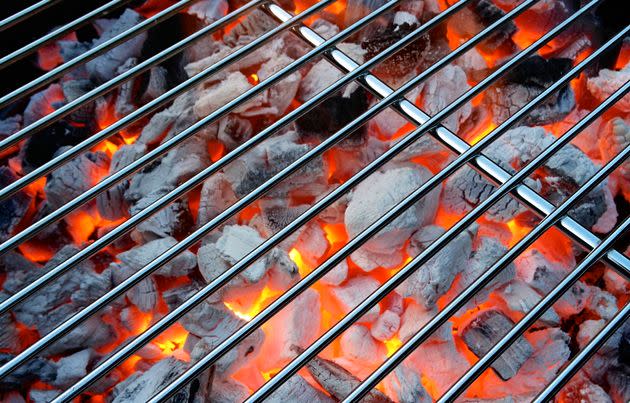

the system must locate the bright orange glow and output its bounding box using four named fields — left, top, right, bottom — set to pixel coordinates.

left=93, top=140, right=119, bottom=158
left=261, top=368, right=281, bottom=381
left=224, top=286, right=281, bottom=321
left=248, top=73, right=259, bottom=85
left=66, top=211, right=97, bottom=244
left=289, top=248, right=310, bottom=277
left=421, top=375, right=441, bottom=400
left=469, top=121, right=497, bottom=145
left=434, top=205, right=461, bottom=229
left=207, top=139, right=225, bottom=162
left=615, top=45, right=630, bottom=70
left=506, top=218, right=530, bottom=247
left=384, top=336, right=402, bottom=357
left=18, top=242, right=54, bottom=263
left=24, top=176, right=46, bottom=198
left=238, top=203, right=260, bottom=223
left=153, top=323, right=190, bottom=361
left=119, top=354, right=142, bottom=377
left=322, top=223, right=348, bottom=247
